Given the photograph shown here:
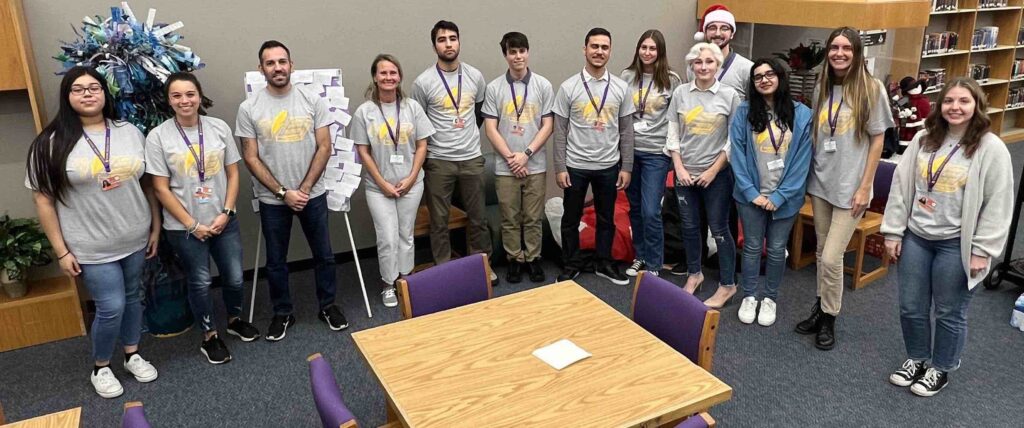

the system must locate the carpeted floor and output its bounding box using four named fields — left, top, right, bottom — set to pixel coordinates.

left=1, top=254, right=1021, bottom=427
